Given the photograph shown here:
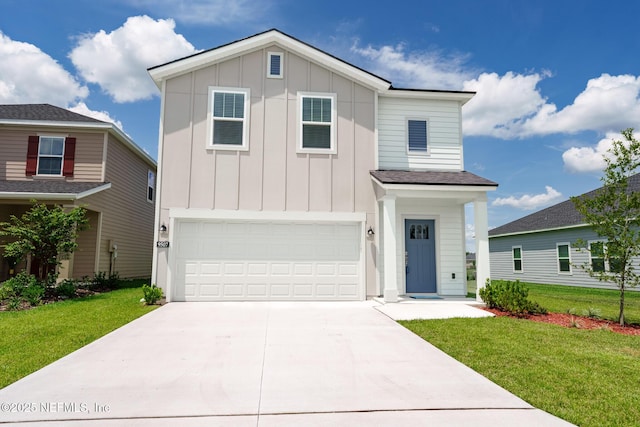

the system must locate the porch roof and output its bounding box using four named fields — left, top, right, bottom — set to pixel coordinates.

left=370, top=170, right=498, bottom=187
left=0, top=180, right=111, bottom=200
